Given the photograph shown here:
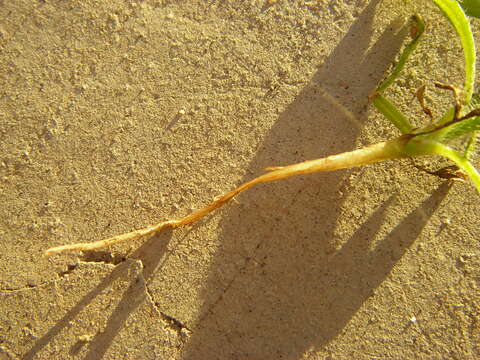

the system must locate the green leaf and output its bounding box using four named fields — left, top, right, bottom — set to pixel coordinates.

left=433, top=0, right=476, bottom=104
left=428, top=116, right=480, bottom=141
left=464, top=131, right=478, bottom=158
left=422, top=93, right=480, bottom=141
left=404, top=137, right=480, bottom=192
left=375, top=15, right=425, bottom=94
left=458, top=0, right=480, bottom=18
left=372, top=94, right=413, bottom=134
